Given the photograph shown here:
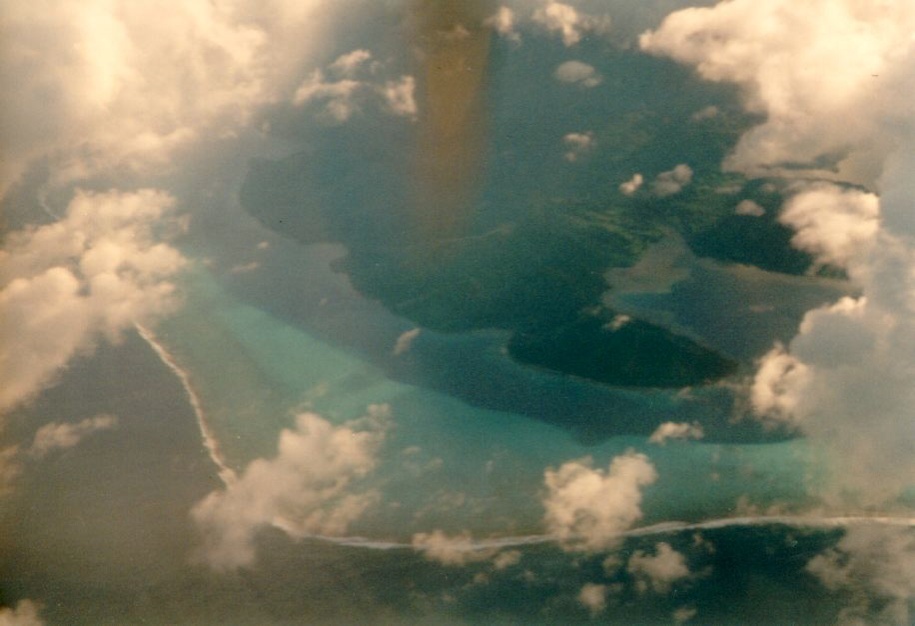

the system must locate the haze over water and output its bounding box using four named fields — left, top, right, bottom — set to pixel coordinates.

left=2, top=1, right=914, bottom=624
